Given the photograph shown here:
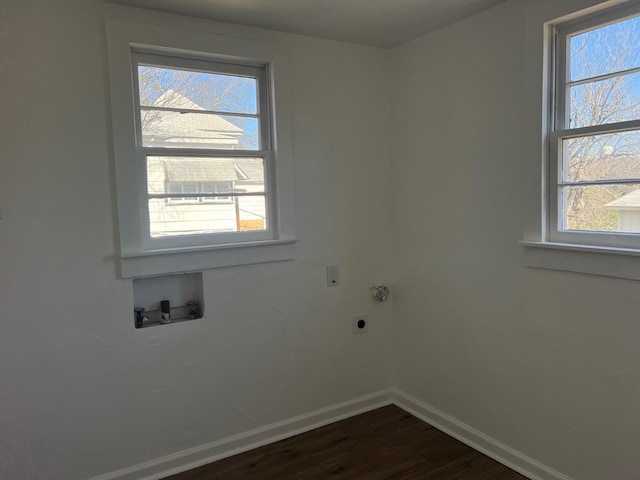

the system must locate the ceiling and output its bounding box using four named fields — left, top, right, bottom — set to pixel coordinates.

left=111, top=0, right=509, bottom=48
